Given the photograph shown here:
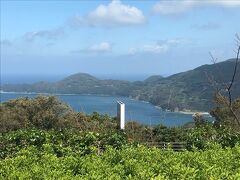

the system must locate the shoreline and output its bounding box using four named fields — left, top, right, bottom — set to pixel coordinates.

left=153, top=104, right=209, bottom=116
left=178, top=111, right=210, bottom=116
